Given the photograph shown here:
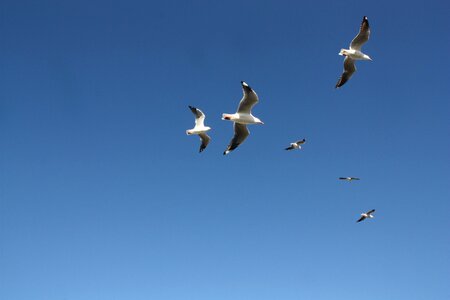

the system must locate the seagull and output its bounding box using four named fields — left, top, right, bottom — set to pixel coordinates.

left=186, top=105, right=211, bottom=153
left=222, top=81, right=264, bottom=155
left=285, top=139, right=306, bottom=150
left=336, top=16, right=372, bottom=88
left=356, top=209, right=375, bottom=223
left=339, top=177, right=360, bottom=181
